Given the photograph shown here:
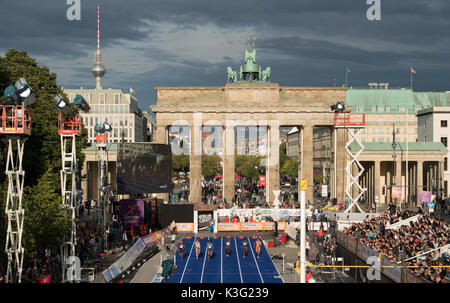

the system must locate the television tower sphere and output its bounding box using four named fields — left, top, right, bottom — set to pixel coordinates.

left=91, top=53, right=106, bottom=78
